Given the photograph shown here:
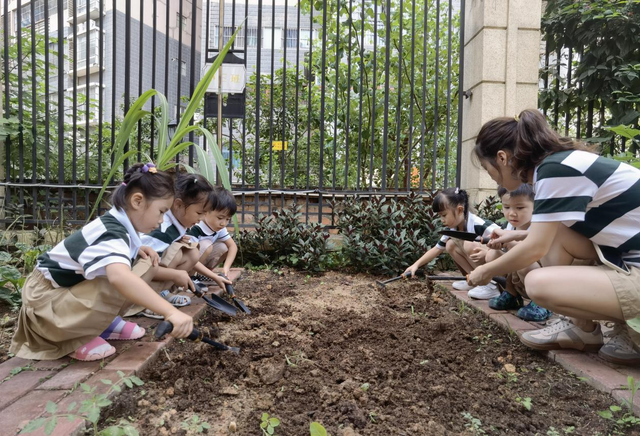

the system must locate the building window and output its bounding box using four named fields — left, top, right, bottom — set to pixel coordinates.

left=300, top=29, right=317, bottom=49
left=21, top=6, right=31, bottom=27
left=77, top=31, right=99, bottom=66
left=246, top=27, right=258, bottom=47
left=211, top=26, right=235, bottom=48
left=176, top=12, right=187, bottom=29
left=286, top=29, right=297, bottom=48
left=181, top=60, right=187, bottom=77
left=262, top=28, right=282, bottom=50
